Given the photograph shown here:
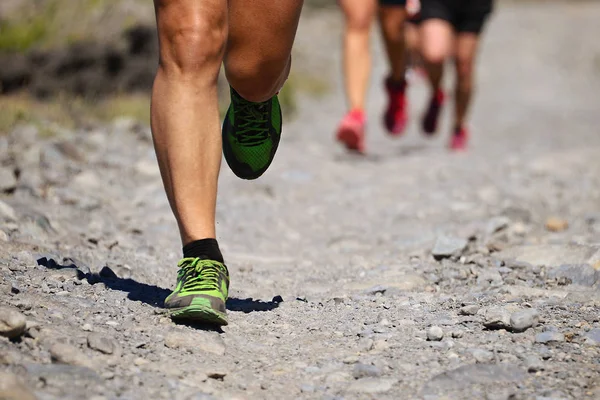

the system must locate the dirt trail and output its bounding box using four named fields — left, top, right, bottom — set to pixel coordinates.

left=1, top=2, right=600, bottom=399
